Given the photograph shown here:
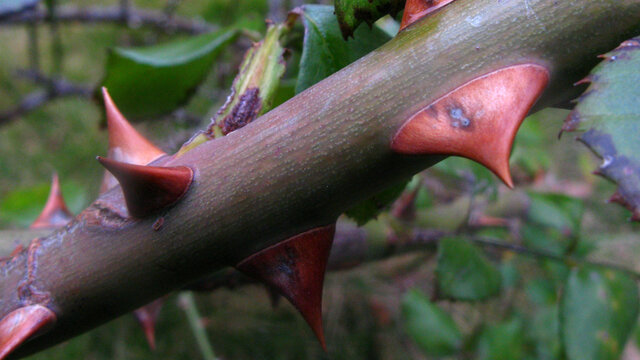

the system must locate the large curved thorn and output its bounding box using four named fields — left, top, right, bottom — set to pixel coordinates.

left=100, top=87, right=166, bottom=193
left=236, top=225, right=336, bottom=350
left=391, top=64, right=550, bottom=188
left=0, top=305, right=56, bottom=360
left=97, top=157, right=193, bottom=218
